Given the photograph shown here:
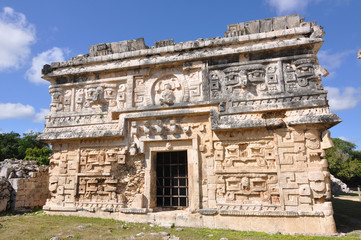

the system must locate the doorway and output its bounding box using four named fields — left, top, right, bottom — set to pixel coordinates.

left=156, top=151, right=188, bottom=209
